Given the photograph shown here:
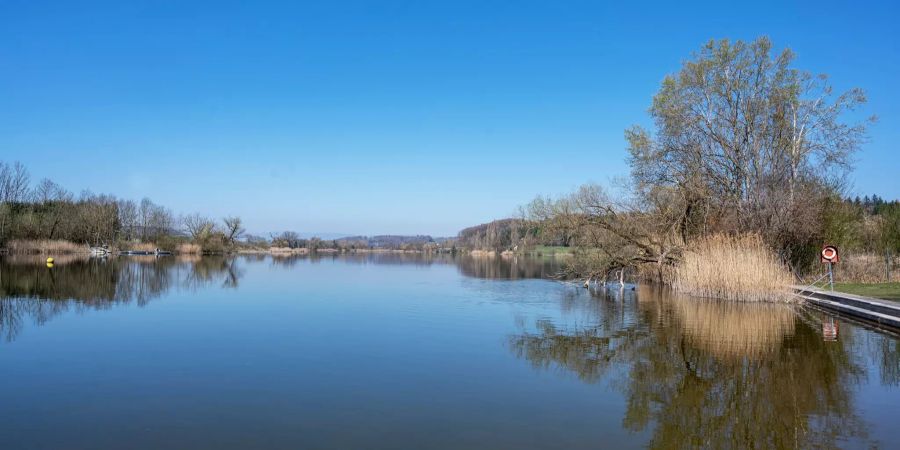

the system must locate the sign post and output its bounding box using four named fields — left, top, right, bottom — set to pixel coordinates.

left=821, top=245, right=839, bottom=291
left=828, top=262, right=834, bottom=291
